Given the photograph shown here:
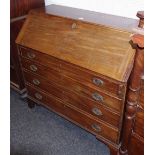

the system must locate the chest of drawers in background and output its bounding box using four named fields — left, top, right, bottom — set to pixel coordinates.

left=10, top=0, right=45, bottom=93
left=16, top=5, right=137, bottom=155
left=120, top=12, right=144, bottom=155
